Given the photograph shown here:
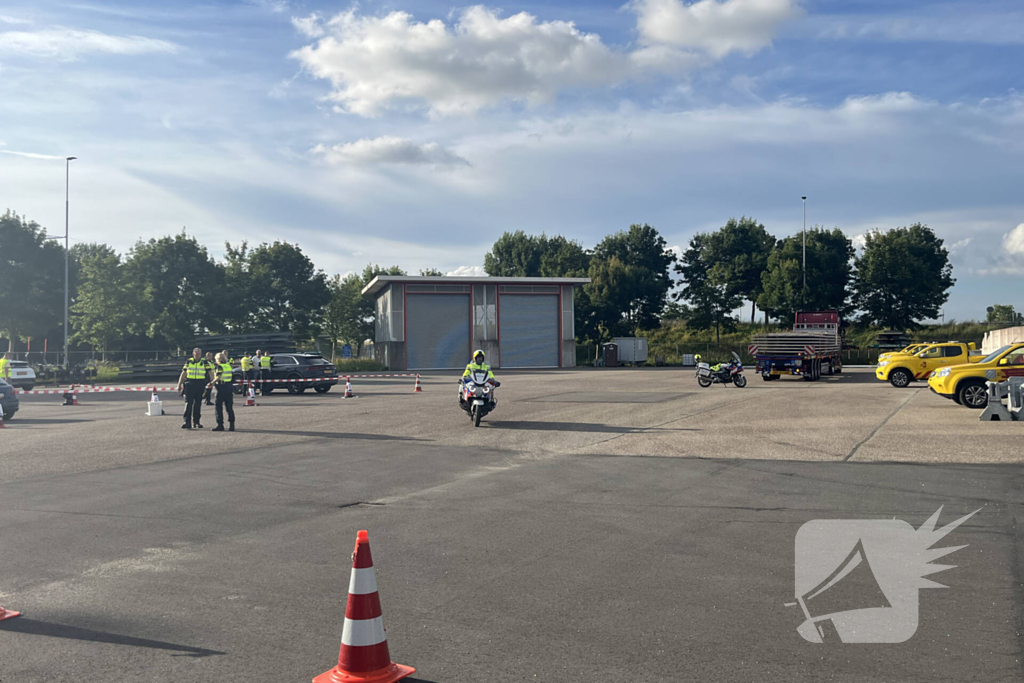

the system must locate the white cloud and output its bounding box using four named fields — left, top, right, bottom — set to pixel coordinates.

left=0, top=15, right=32, bottom=25
left=1003, top=224, right=1024, bottom=255
left=630, top=0, right=802, bottom=59
left=291, top=6, right=631, bottom=117
left=0, top=150, right=65, bottom=160
left=291, top=12, right=324, bottom=38
left=0, top=28, right=179, bottom=60
left=312, top=137, right=470, bottom=168
left=446, top=265, right=487, bottom=277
